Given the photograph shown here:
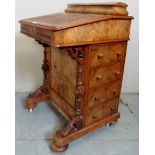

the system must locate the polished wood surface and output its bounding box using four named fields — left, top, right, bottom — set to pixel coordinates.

left=19, top=12, right=133, bottom=47
left=19, top=13, right=132, bottom=31
left=50, top=89, right=75, bottom=121
left=52, top=19, right=131, bottom=47
left=89, top=42, right=127, bottom=67
left=89, top=62, right=124, bottom=88
left=67, top=2, right=128, bottom=7
left=66, top=2, right=128, bottom=16
left=20, top=2, right=133, bottom=152
left=50, top=47, right=77, bottom=108
left=85, top=98, right=119, bottom=126
left=25, top=44, right=50, bottom=110
left=88, top=81, right=122, bottom=108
